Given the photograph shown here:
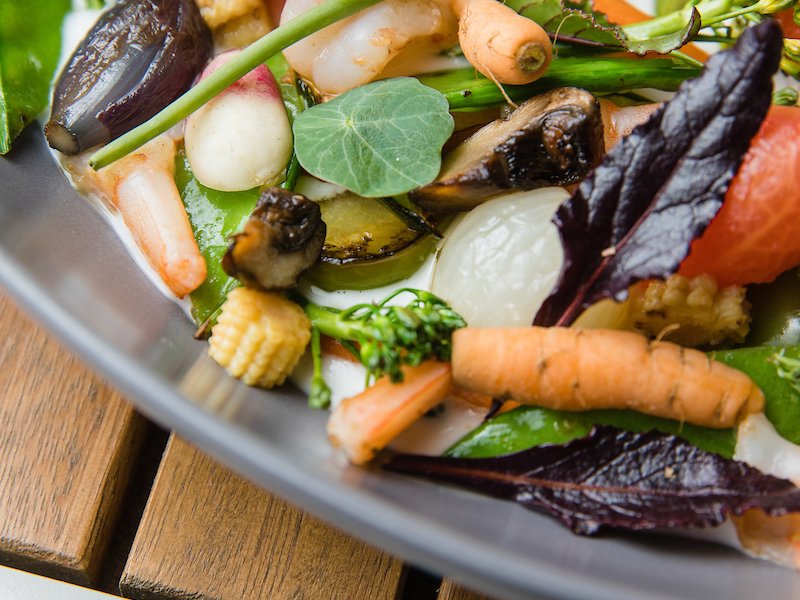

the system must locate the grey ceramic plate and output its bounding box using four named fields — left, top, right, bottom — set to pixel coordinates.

left=2, top=126, right=799, bottom=600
